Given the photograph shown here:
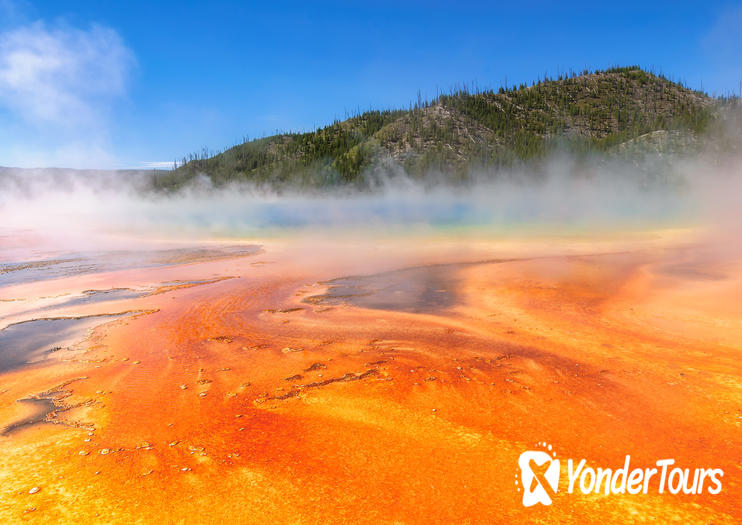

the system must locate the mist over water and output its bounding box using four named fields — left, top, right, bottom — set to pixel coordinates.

left=1, top=148, right=741, bottom=262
